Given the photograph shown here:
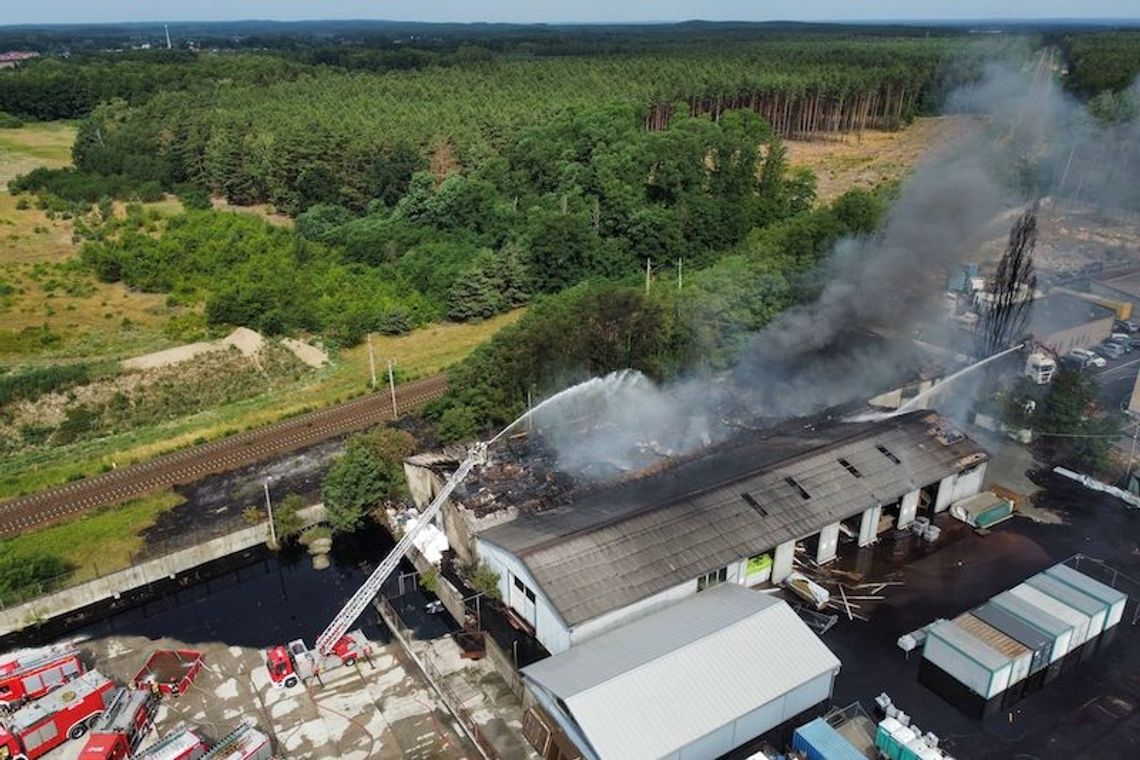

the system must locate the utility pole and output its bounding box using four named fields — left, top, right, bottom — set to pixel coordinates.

left=1127, top=419, right=1140, bottom=485
left=264, top=481, right=277, bottom=548
left=645, top=257, right=651, bottom=295
left=677, top=258, right=683, bottom=292
left=367, top=334, right=377, bottom=390
left=387, top=358, right=398, bottom=419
